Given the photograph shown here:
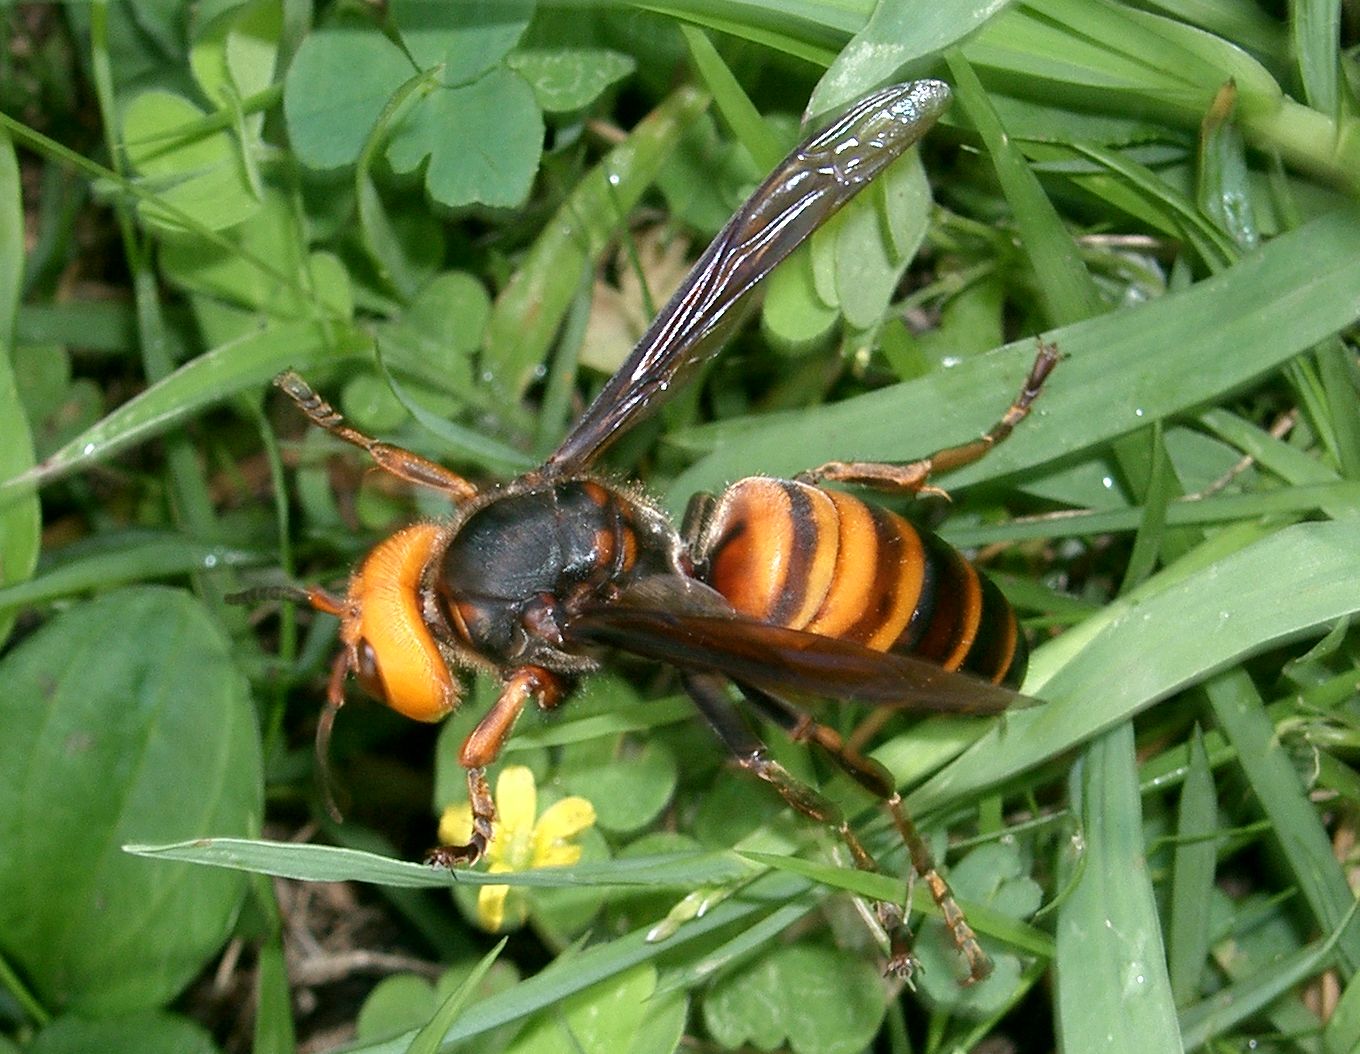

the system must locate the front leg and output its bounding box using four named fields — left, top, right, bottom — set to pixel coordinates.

left=425, top=665, right=563, bottom=868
